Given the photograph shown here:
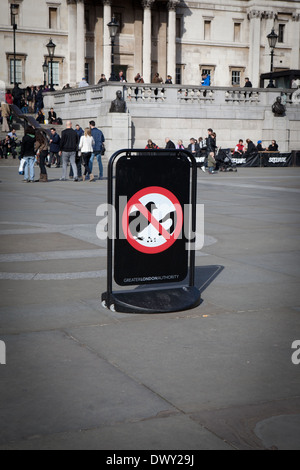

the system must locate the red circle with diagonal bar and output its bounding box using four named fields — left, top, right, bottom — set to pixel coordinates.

left=122, top=186, right=183, bottom=254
